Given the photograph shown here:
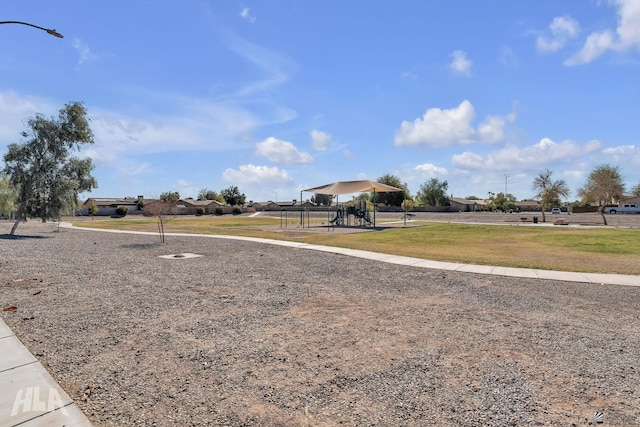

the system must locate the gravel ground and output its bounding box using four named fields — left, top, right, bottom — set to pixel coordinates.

left=1, top=220, right=639, bottom=426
